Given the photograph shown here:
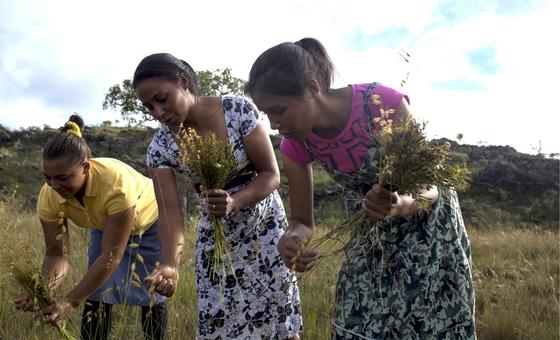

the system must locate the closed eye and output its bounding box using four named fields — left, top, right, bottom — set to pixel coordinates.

left=43, top=174, right=70, bottom=181
left=141, top=93, right=167, bottom=111
left=155, top=94, right=167, bottom=103
left=266, top=107, right=286, bottom=116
